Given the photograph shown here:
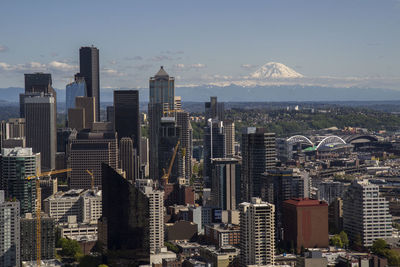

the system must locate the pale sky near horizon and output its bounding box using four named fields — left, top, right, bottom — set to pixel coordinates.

left=0, top=0, right=399, bottom=89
